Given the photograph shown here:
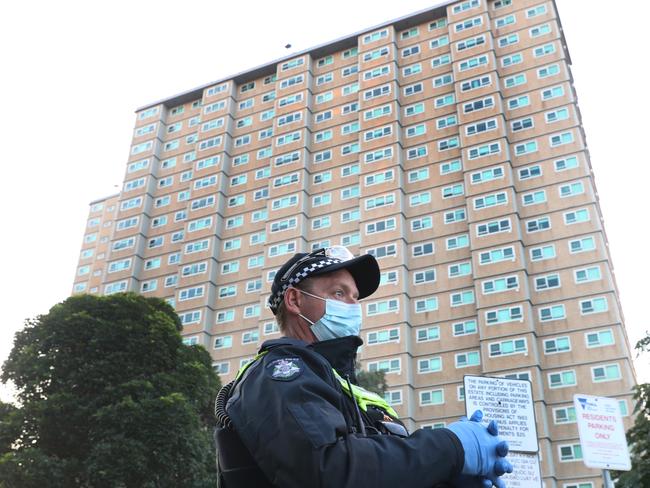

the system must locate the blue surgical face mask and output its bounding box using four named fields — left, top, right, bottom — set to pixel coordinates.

left=297, top=289, right=362, bottom=341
